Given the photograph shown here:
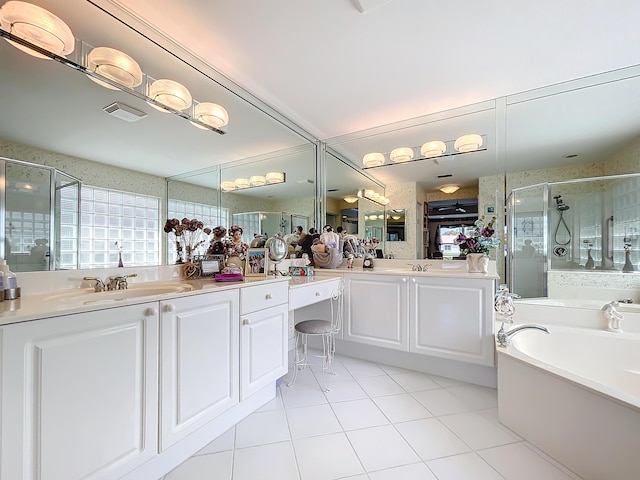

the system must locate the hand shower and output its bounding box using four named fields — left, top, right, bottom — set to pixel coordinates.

left=553, top=195, right=571, bottom=252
